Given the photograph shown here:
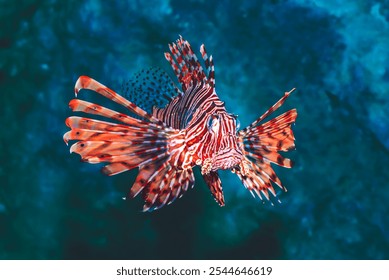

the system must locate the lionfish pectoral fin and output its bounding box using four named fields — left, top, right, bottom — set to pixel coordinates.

left=239, top=88, right=296, bottom=137
left=130, top=164, right=195, bottom=212
left=127, top=131, right=195, bottom=212
left=236, top=90, right=297, bottom=203
left=74, top=76, right=163, bottom=124
left=234, top=159, right=279, bottom=203
left=202, top=171, right=225, bottom=206
left=65, top=76, right=192, bottom=212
